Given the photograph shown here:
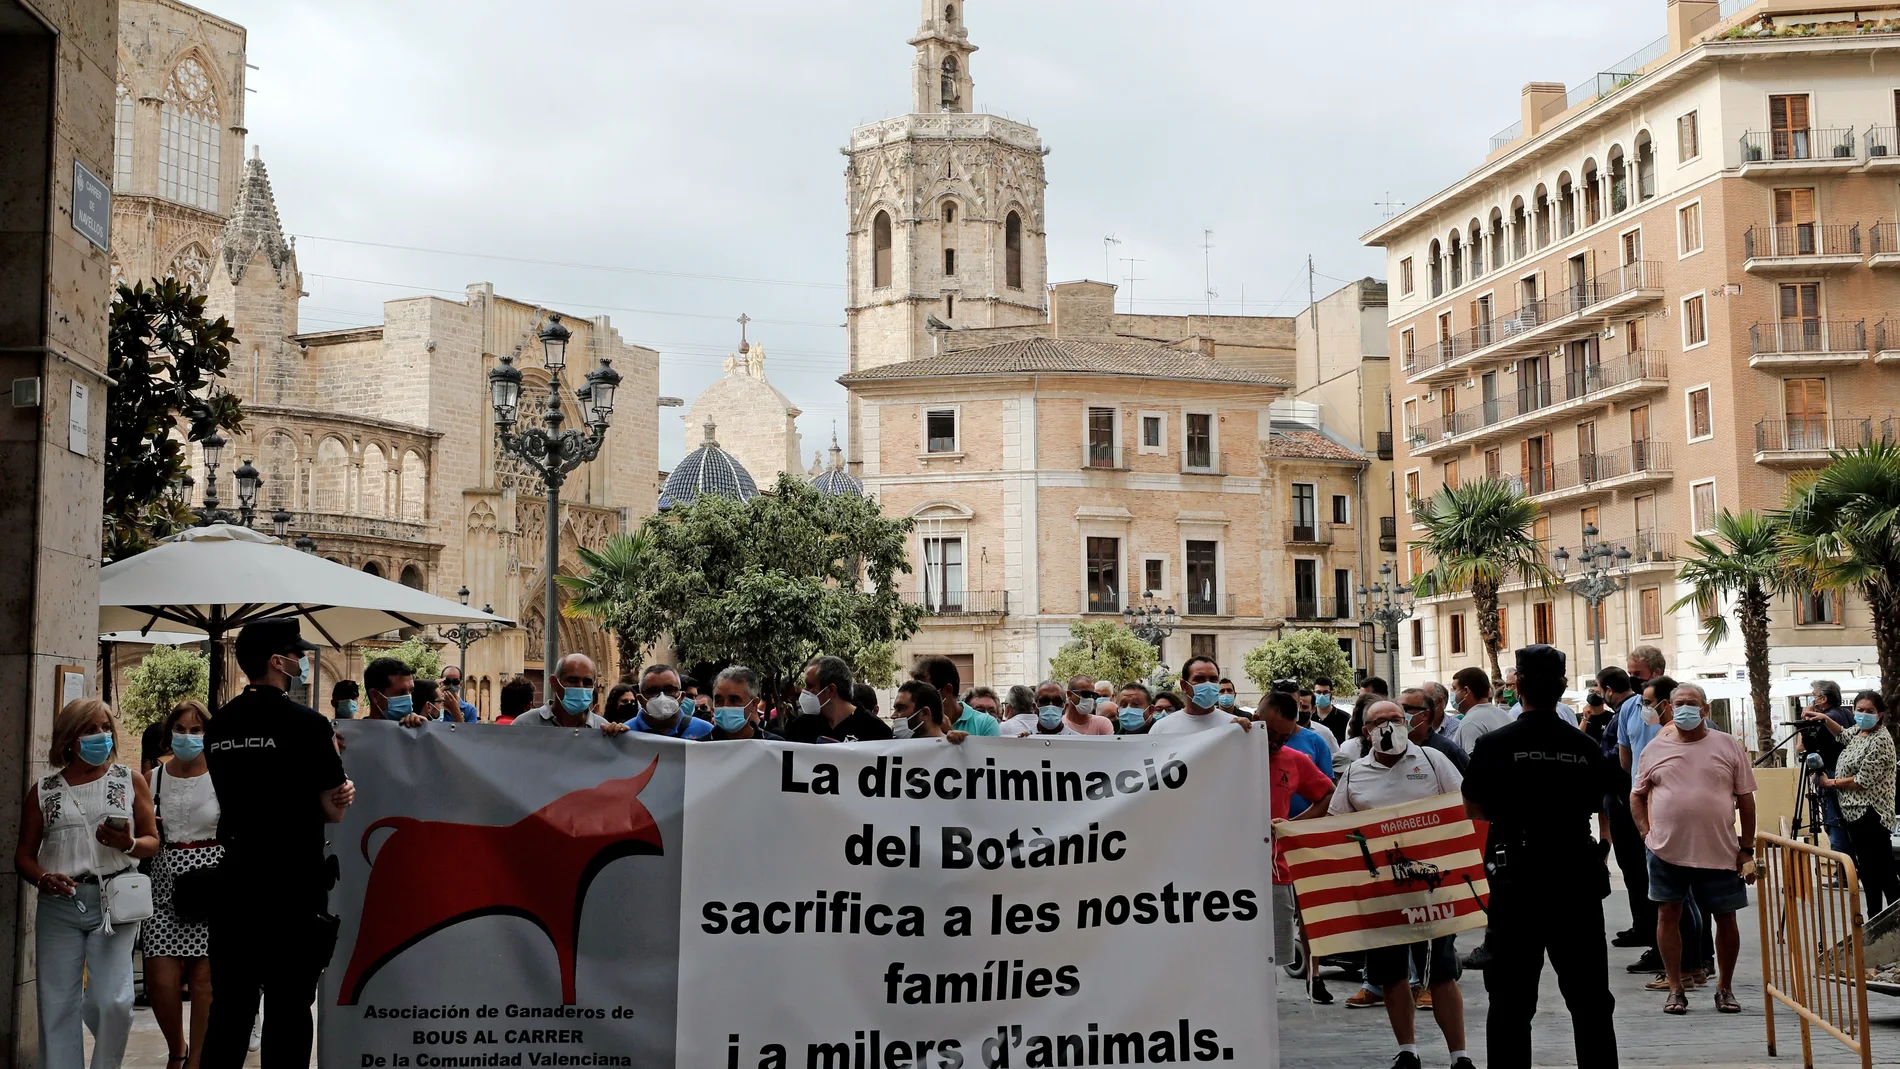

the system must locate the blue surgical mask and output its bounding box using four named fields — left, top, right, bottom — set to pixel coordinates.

left=383, top=693, right=413, bottom=719
left=171, top=733, right=205, bottom=761
left=1119, top=708, right=1145, bottom=731
left=1856, top=712, right=1880, bottom=731
left=1217, top=693, right=1237, bottom=709
left=76, top=732, right=114, bottom=766
left=1191, top=681, right=1222, bottom=709
left=1038, top=706, right=1065, bottom=729
left=1315, top=694, right=1333, bottom=709
left=1154, top=709, right=1170, bottom=719
left=1672, top=707, right=1703, bottom=732
left=336, top=699, right=357, bottom=717
left=562, top=687, right=594, bottom=715
left=714, top=706, right=749, bottom=733
left=296, top=654, right=310, bottom=684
